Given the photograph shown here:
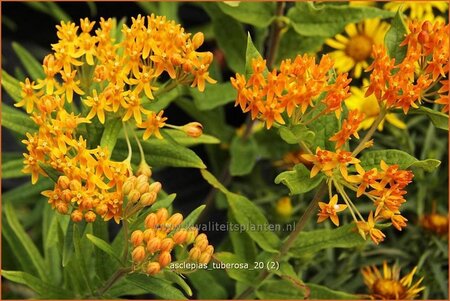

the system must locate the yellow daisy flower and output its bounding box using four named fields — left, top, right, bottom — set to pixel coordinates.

left=362, top=261, right=425, bottom=300
left=345, top=80, right=407, bottom=131
left=384, top=1, right=448, bottom=22
left=325, top=19, right=390, bottom=78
